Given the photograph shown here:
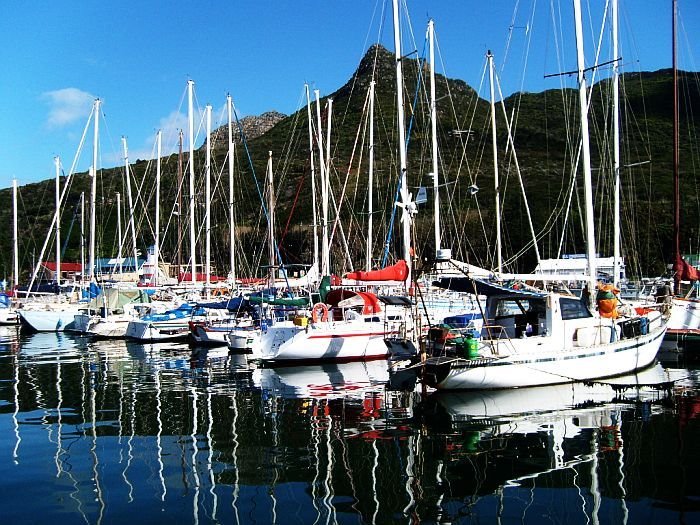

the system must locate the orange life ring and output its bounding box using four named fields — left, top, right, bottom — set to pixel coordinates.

left=311, top=302, right=329, bottom=323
